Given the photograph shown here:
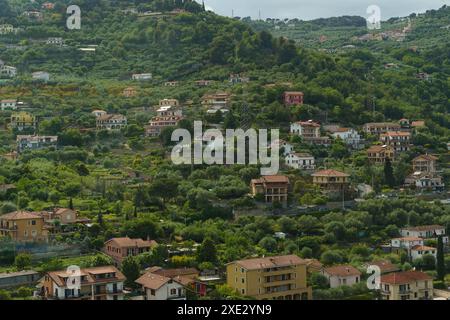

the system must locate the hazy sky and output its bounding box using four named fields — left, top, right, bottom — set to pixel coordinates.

left=198, top=0, right=450, bottom=20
